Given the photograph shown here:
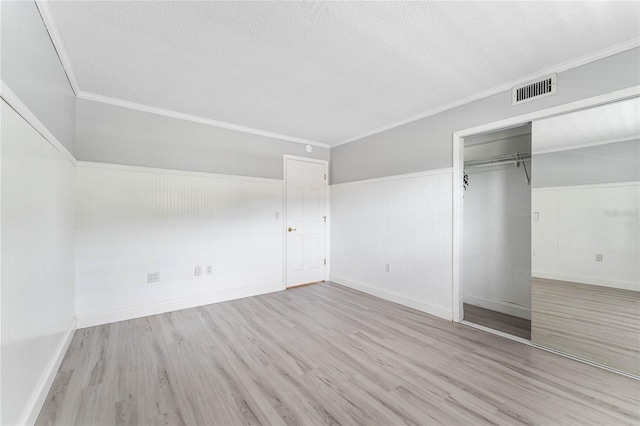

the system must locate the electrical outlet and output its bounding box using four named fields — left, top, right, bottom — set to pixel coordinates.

left=195, top=266, right=202, bottom=276
left=595, top=254, right=603, bottom=262
left=206, top=265, right=213, bottom=275
left=385, top=263, right=391, bottom=273
left=147, top=272, right=160, bottom=283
